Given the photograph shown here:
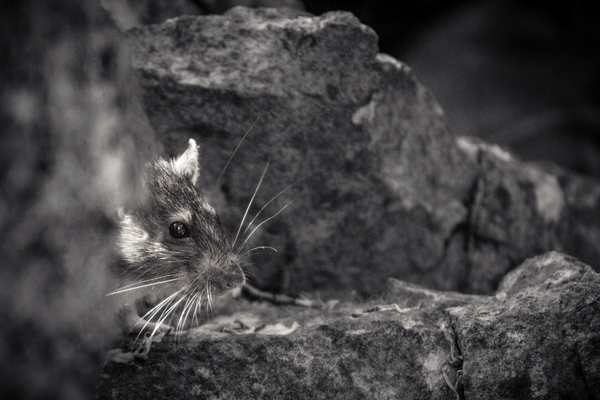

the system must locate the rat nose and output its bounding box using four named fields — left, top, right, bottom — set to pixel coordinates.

left=207, top=264, right=245, bottom=293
